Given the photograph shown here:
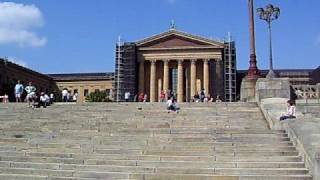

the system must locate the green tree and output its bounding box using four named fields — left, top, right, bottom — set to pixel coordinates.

left=86, top=91, right=112, bottom=102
